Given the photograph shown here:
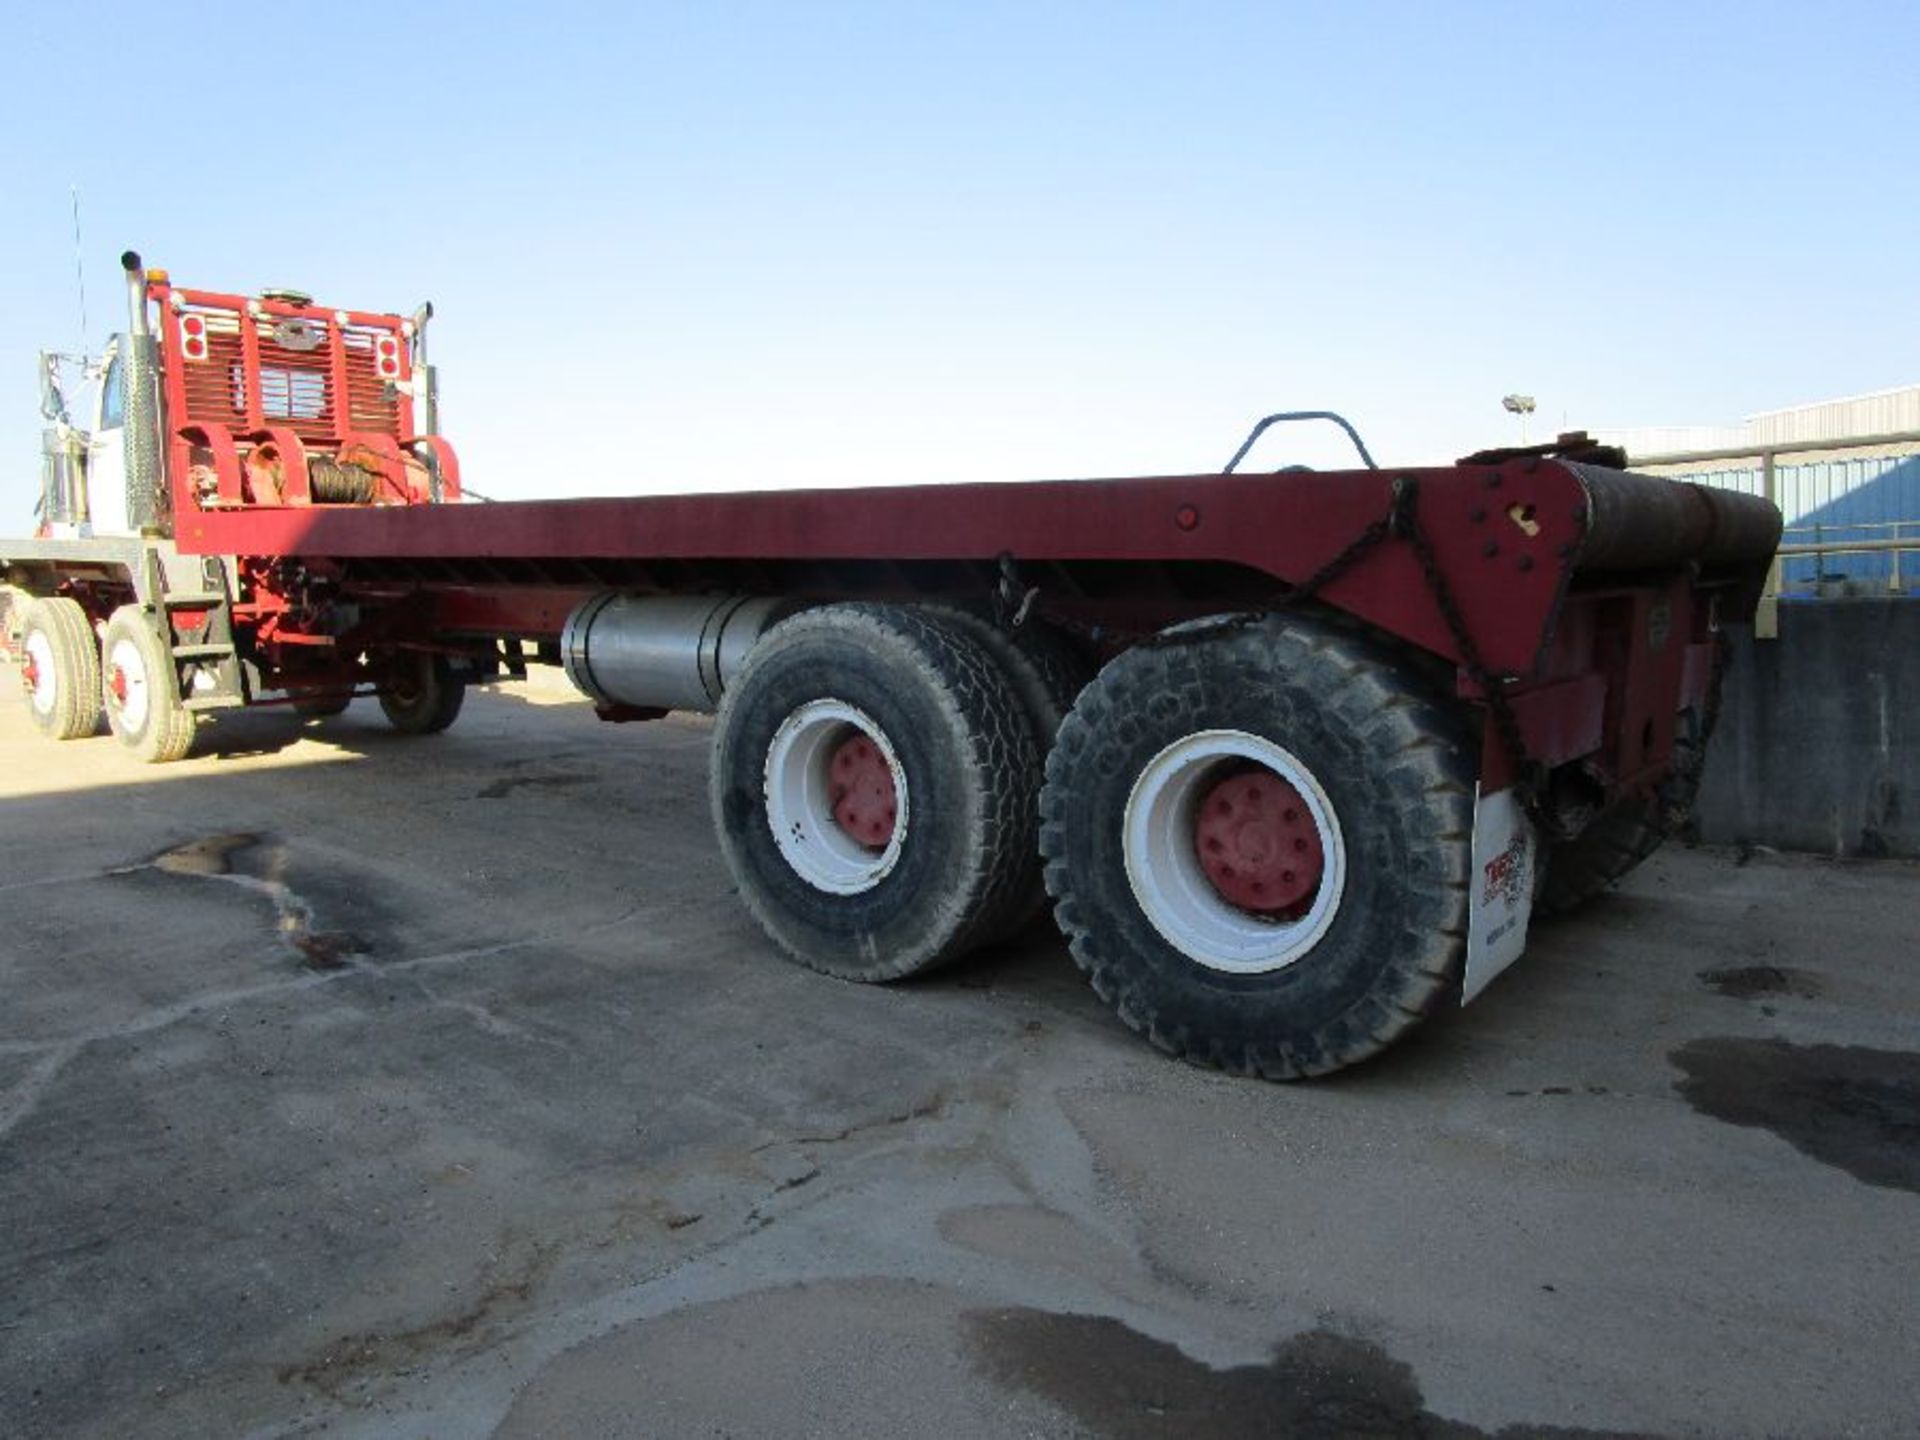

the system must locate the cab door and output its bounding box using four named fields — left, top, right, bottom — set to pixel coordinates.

left=85, top=340, right=132, bottom=536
